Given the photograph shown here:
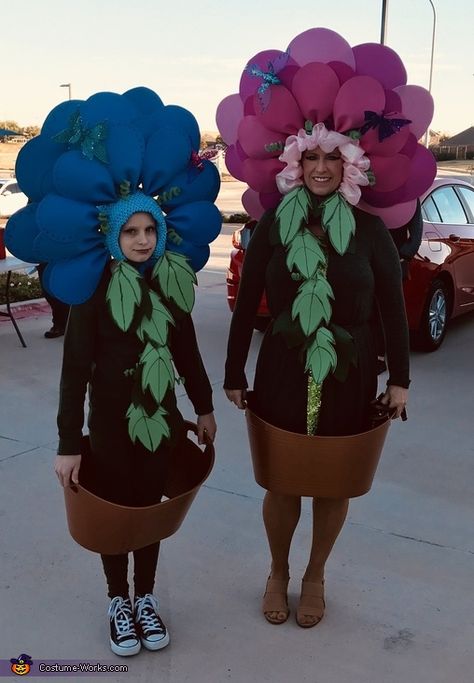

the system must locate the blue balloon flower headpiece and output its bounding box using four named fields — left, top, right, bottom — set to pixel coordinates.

left=5, top=87, right=222, bottom=305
